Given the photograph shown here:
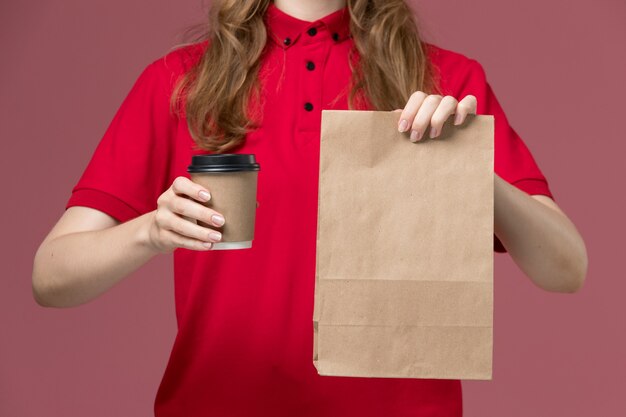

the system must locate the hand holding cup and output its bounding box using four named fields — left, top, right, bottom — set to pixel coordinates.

left=147, top=176, right=225, bottom=253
